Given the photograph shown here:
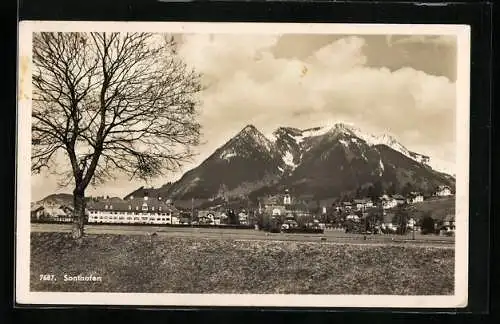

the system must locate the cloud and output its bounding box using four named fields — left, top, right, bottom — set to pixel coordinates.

left=178, top=34, right=279, bottom=84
